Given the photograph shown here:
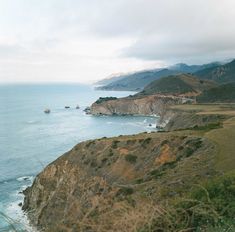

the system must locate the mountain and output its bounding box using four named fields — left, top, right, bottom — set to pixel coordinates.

left=96, top=62, right=220, bottom=91
left=195, top=59, right=235, bottom=83
left=138, top=73, right=217, bottom=96
left=169, top=62, right=220, bottom=73
left=197, top=82, right=235, bottom=103
left=96, top=69, right=181, bottom=91
left=94, top=74, right=126, bottom=86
